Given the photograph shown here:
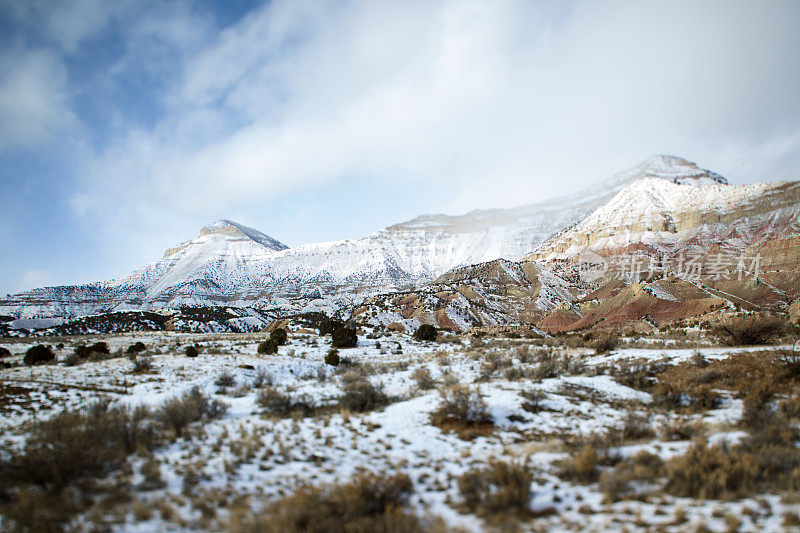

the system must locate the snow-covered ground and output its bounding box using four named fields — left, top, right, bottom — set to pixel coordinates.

left=0, top=332, right=796, bottom=532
